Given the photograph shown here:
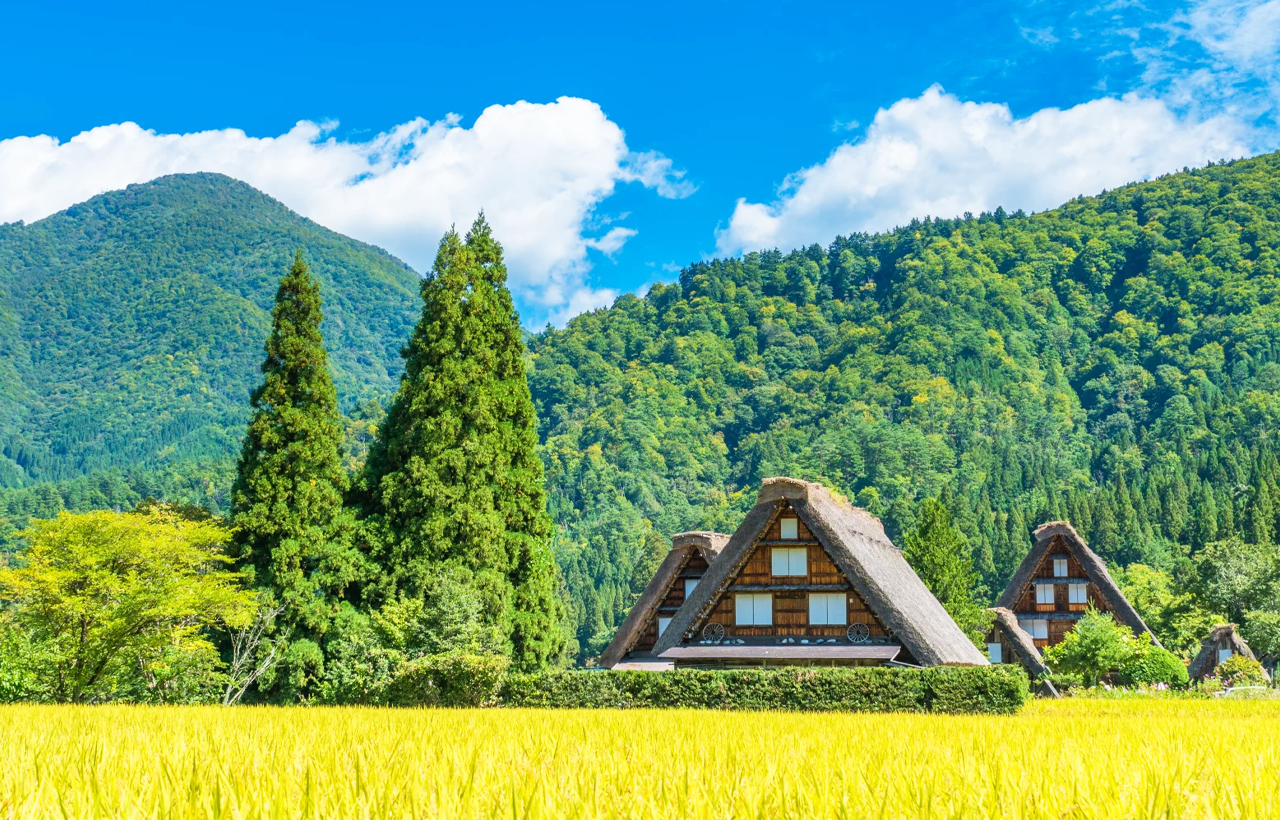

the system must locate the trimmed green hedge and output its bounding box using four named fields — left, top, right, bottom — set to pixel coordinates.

left=383, top=653, right=510, bottom=707
left=498, top=665, right=1029, bottom=714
